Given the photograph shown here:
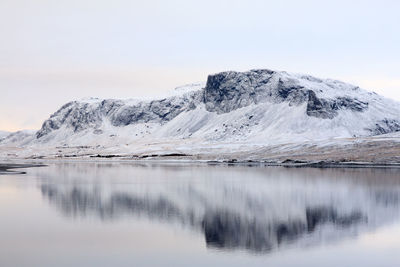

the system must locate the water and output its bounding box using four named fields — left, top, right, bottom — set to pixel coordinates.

left=1, top=162, right=400, bottom=267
